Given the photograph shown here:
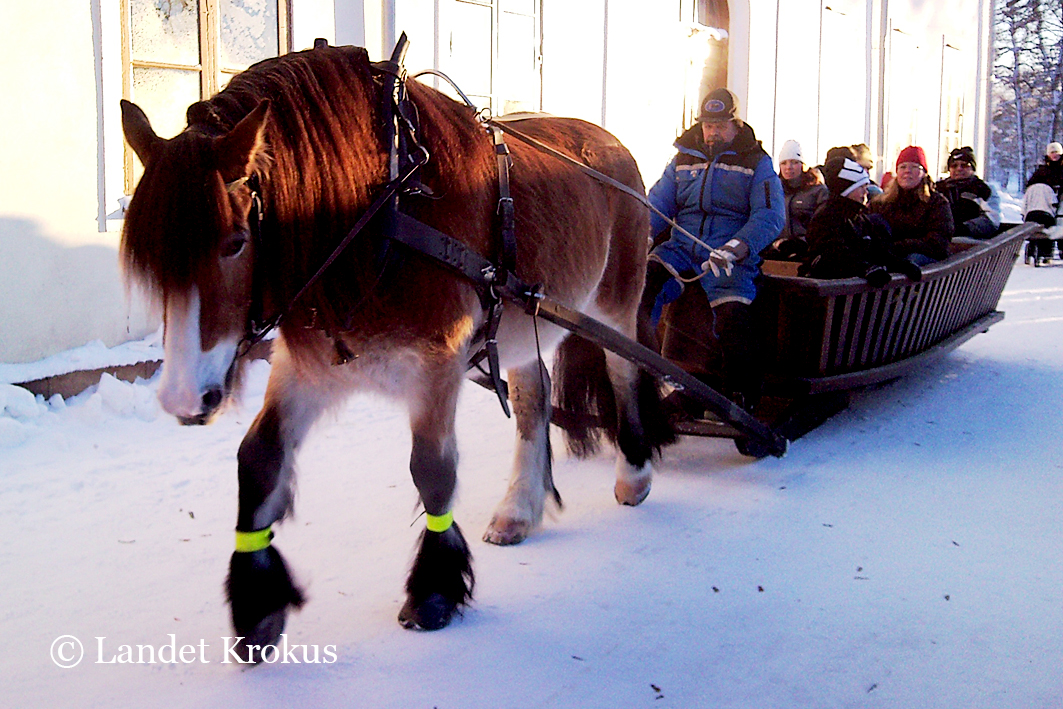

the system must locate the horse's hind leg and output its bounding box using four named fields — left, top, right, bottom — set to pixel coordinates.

left=483, top=359, right=558, bottom=546
left=605, top=351, right=657, bottom=505
left=226, top=348, right=333, bottom=662
left=399, top=361, right=474, bottom=630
